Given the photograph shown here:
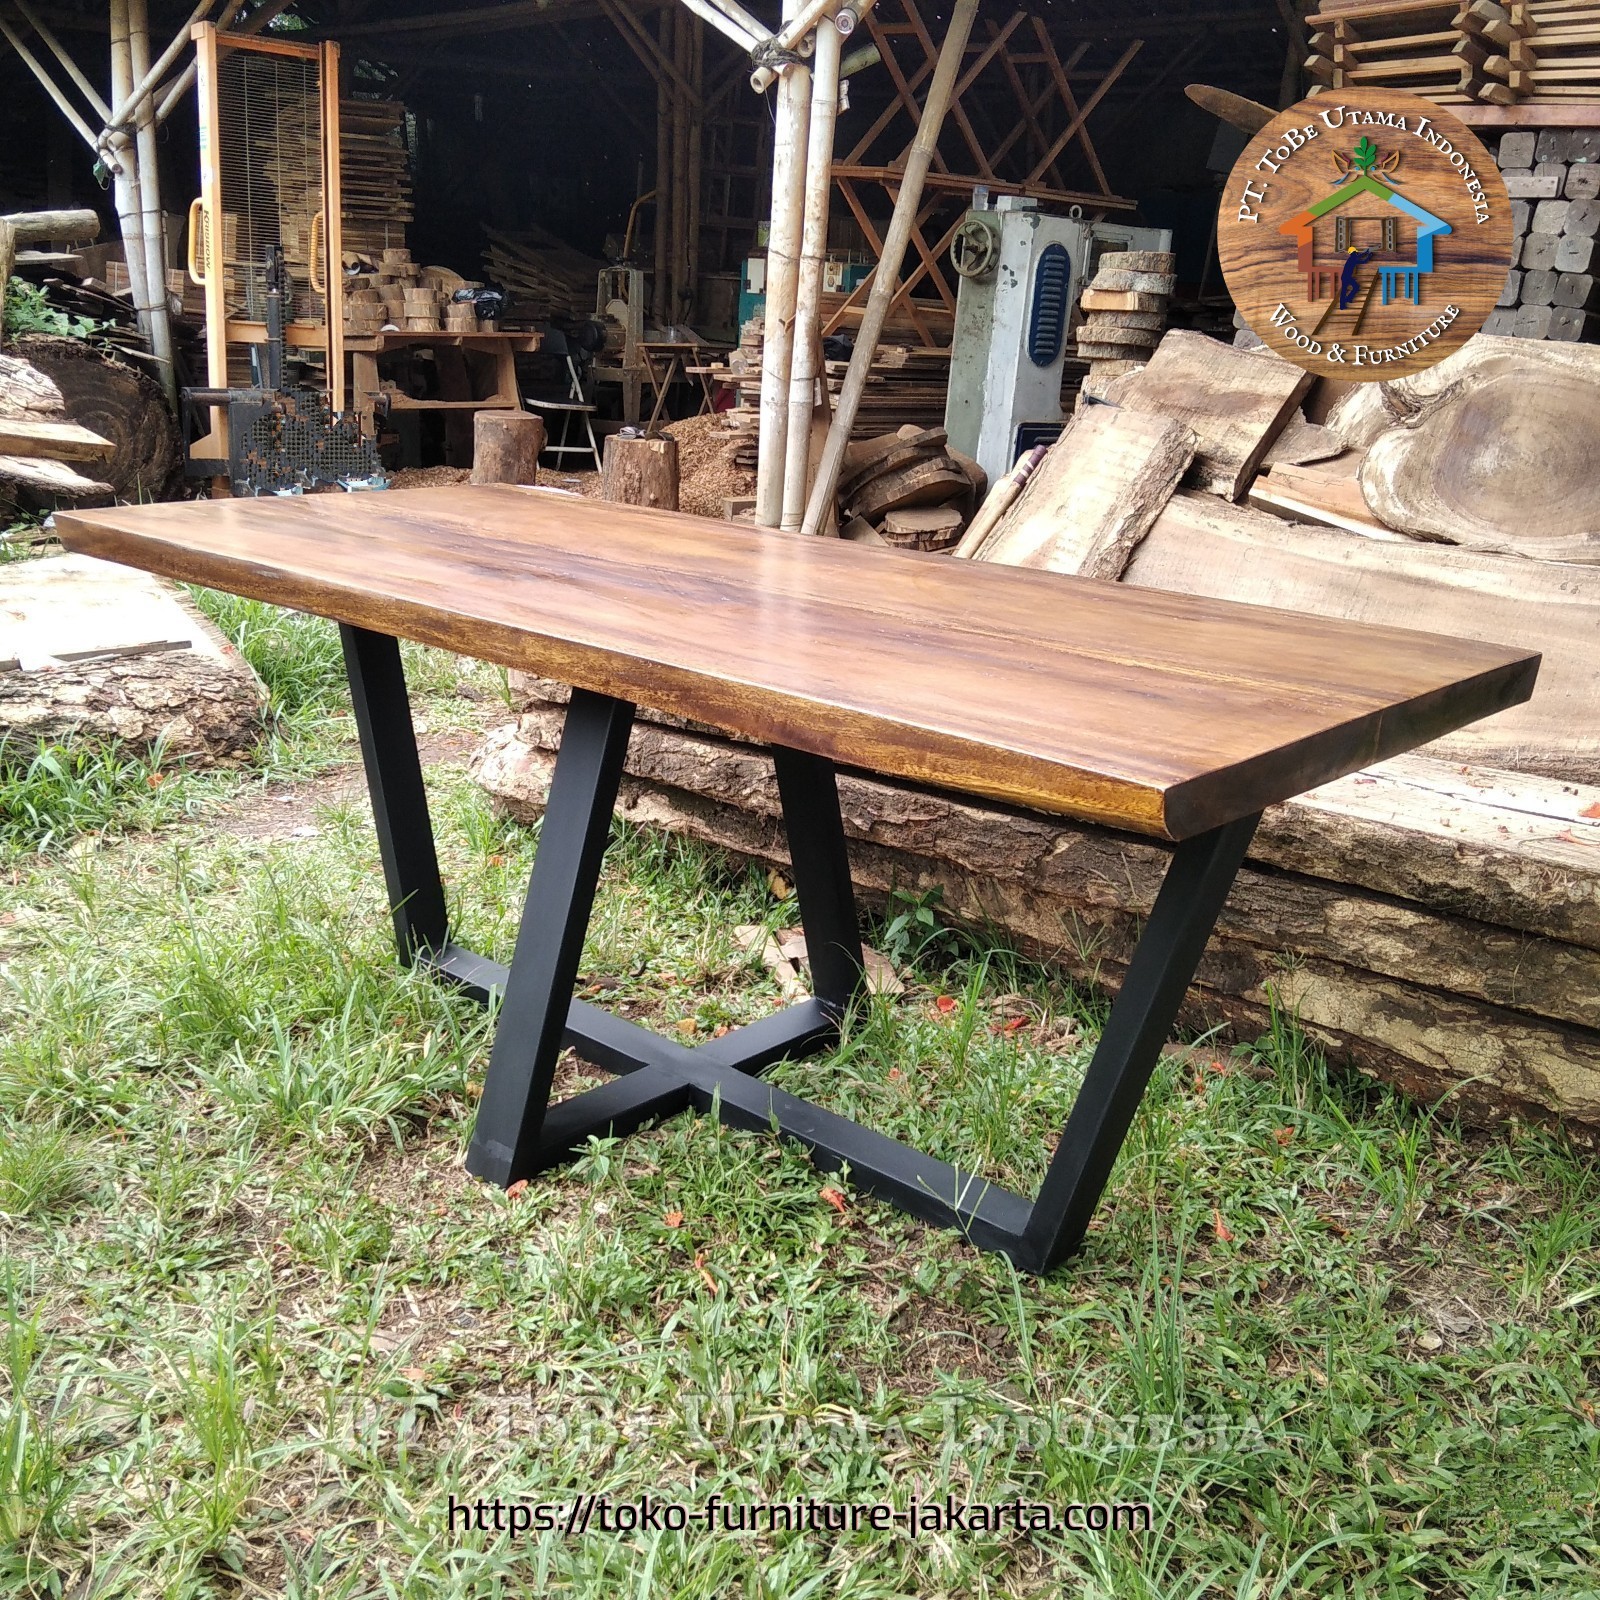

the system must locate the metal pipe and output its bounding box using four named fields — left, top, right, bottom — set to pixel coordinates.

left=753, top=0, right=811, bottom=529
left=0, top=15, right=102, bottom=152
left=10, top=0, right=112, bottom=122
left=780, top=19, right=841, bottom=531
left=800, top=0, right=978, bottom=538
